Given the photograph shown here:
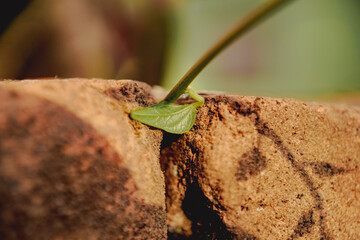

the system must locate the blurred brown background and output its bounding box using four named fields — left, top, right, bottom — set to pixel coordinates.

left=0, top=0, right=169, bottom=86
left=0, top=0, right=359, bottom=99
